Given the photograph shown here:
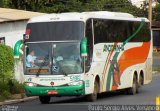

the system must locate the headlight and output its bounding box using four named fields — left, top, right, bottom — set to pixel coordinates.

left=25, top=82, right=37, bottom=87
left=68, top=81, right=83, bottom=86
